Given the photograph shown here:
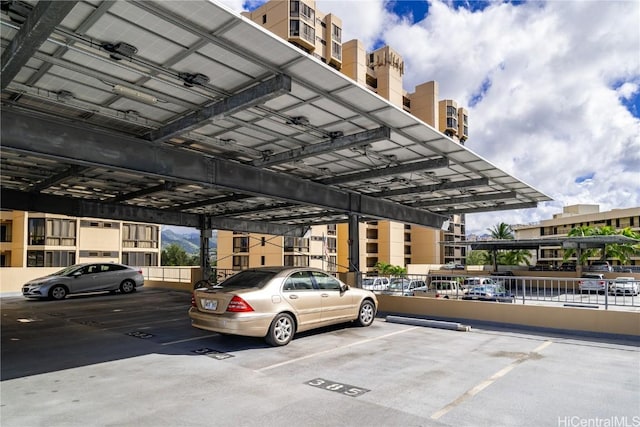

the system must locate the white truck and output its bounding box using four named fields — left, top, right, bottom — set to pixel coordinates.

left=413, top=279, right=467, bottom=299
